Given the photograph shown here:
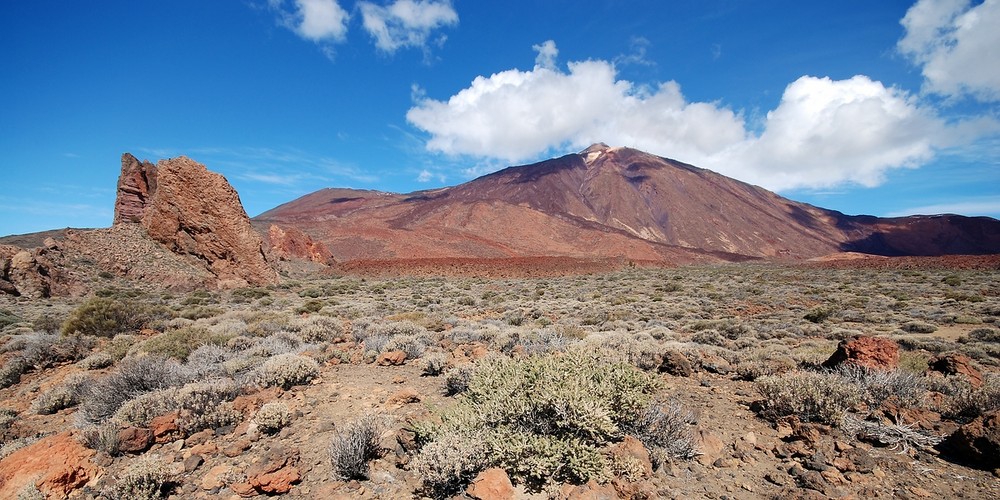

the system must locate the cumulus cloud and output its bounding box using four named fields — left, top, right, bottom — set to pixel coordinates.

left=406, top=41, right=981, bottom=191
left=899, top=0, right=1000, bottom=101
left=359, top=0, right=458, bottom=53
left=886, top=197, right=1000, bottom=217
left=270, top=0, right=350, bottom=42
